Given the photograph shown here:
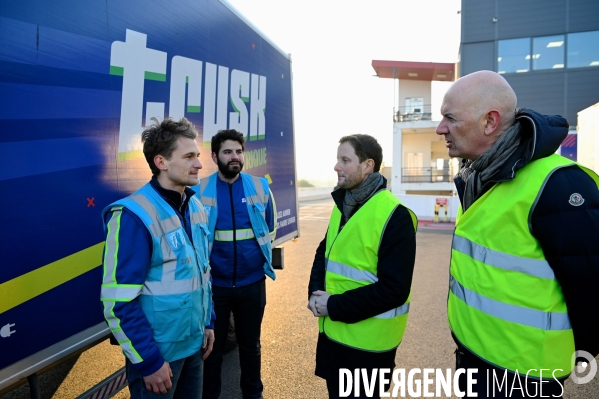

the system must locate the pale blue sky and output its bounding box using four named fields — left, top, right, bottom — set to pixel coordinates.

left=227, top=0, right=461, bottom=185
